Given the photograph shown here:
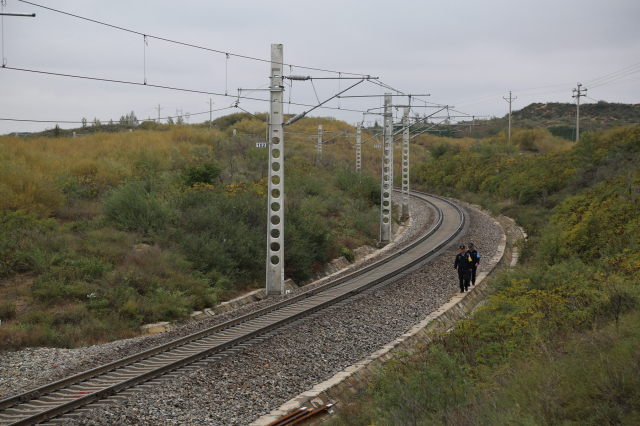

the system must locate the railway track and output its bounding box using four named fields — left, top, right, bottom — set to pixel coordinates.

left=0, top=191, right=464, bottom=426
